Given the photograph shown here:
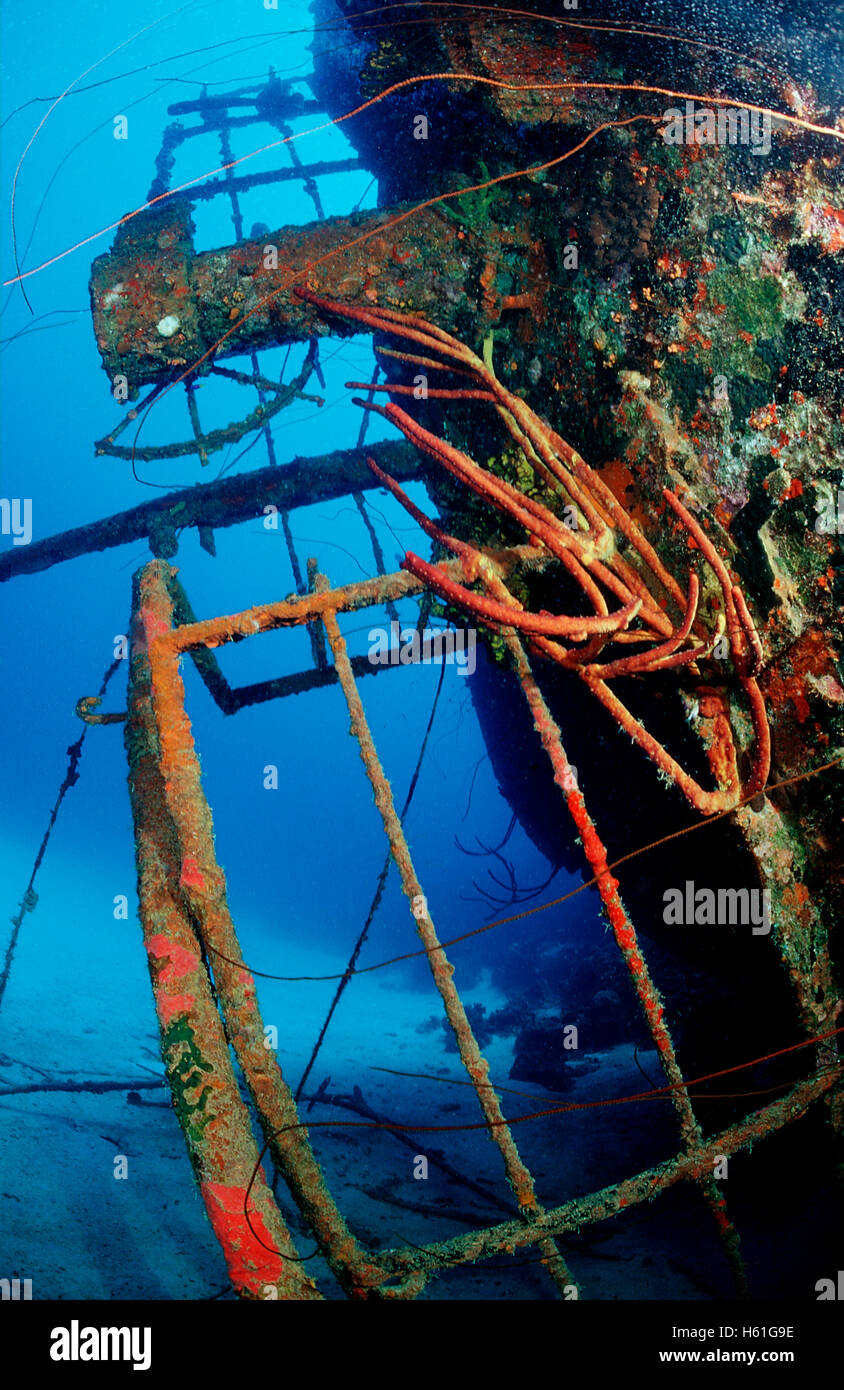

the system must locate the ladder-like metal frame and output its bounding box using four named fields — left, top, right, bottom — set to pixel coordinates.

left=125, top=553, right=840, bottom=1300
left=95, top=69, right=365, bottom=469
